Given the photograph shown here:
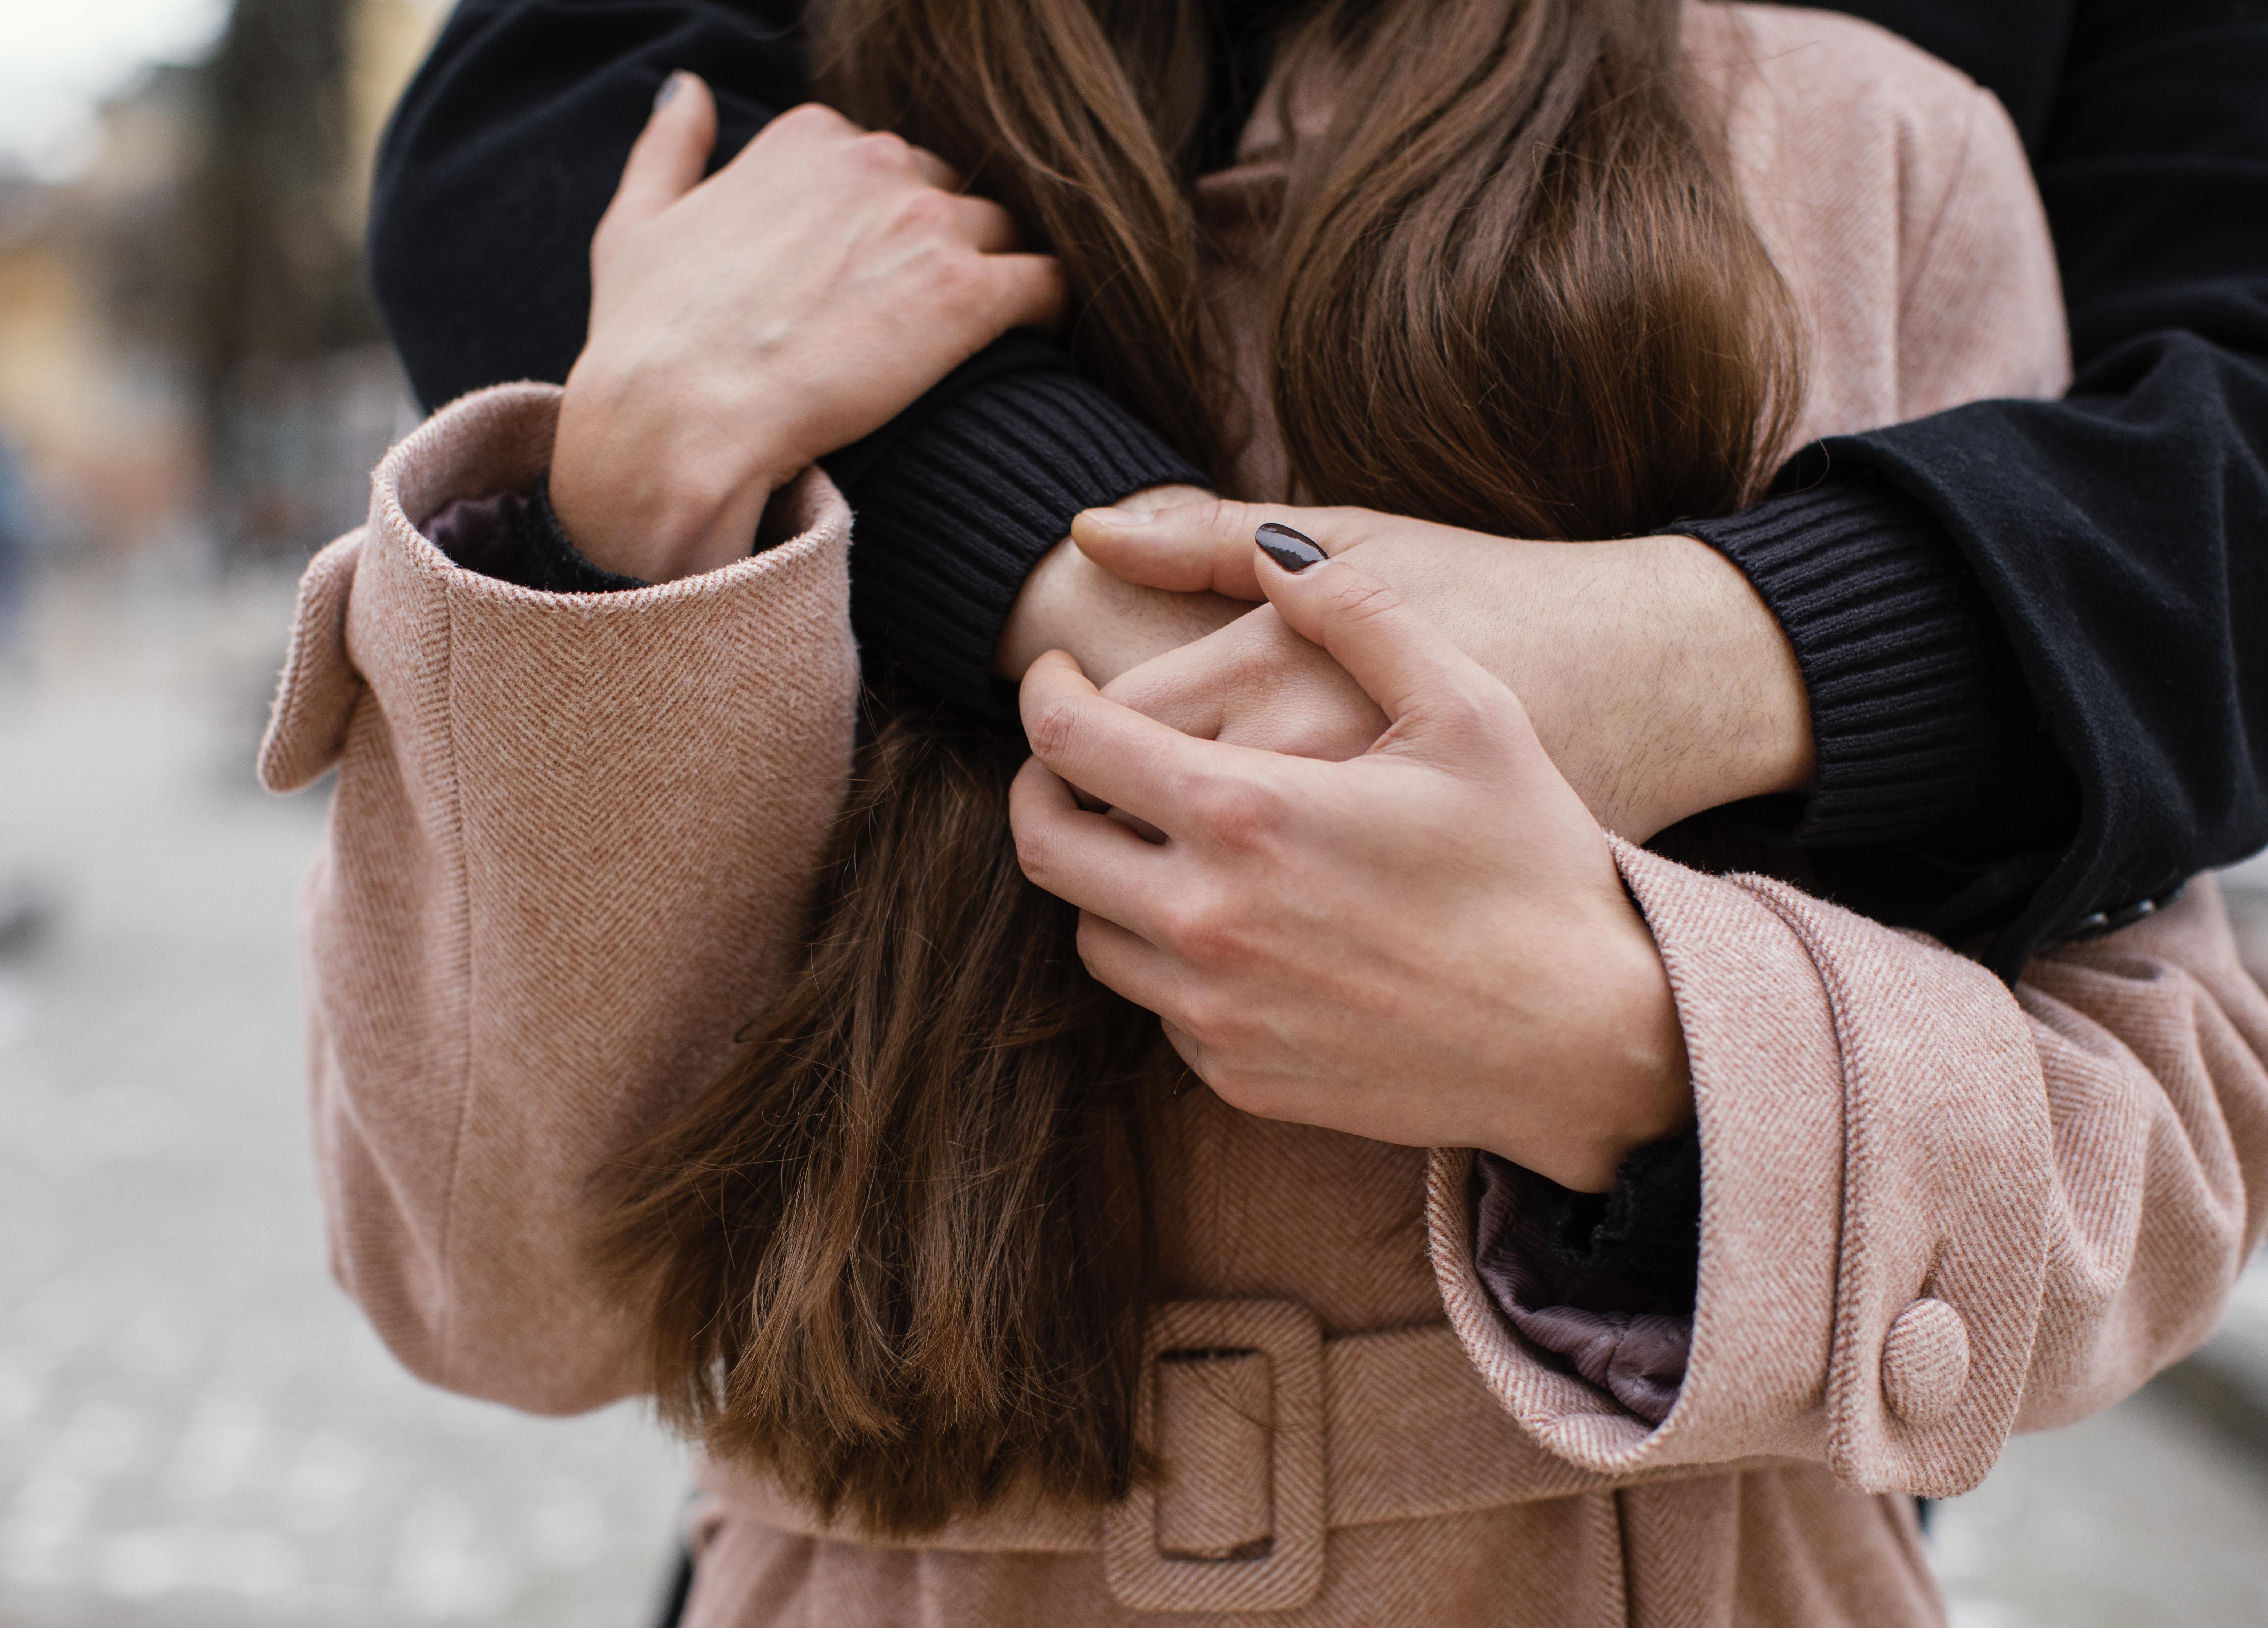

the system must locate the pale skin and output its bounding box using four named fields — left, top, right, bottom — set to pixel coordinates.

left=551, top=77, right=1065, bottom=579
left=550, top=76, right=1820, bottom=1191
left=1009, top=499, right=1815, bottom=845
left=1012, top=549, right=1697, bottom=1193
